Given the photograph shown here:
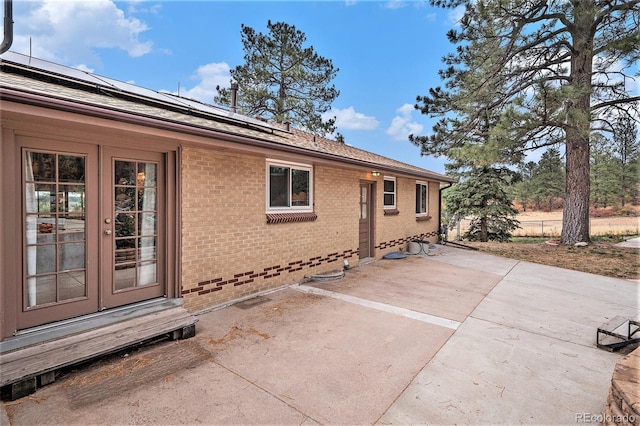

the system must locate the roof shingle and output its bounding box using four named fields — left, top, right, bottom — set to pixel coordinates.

left=0, top=52, right=453, bottom=183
